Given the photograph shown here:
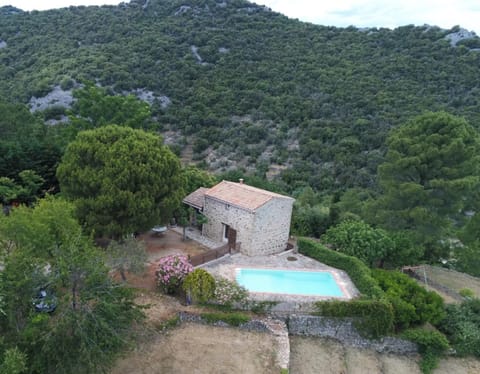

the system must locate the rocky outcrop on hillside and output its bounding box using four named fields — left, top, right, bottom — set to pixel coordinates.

left=29, top=86, right=75, bottom=112
left=445, top=28, right=477, bottom=46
